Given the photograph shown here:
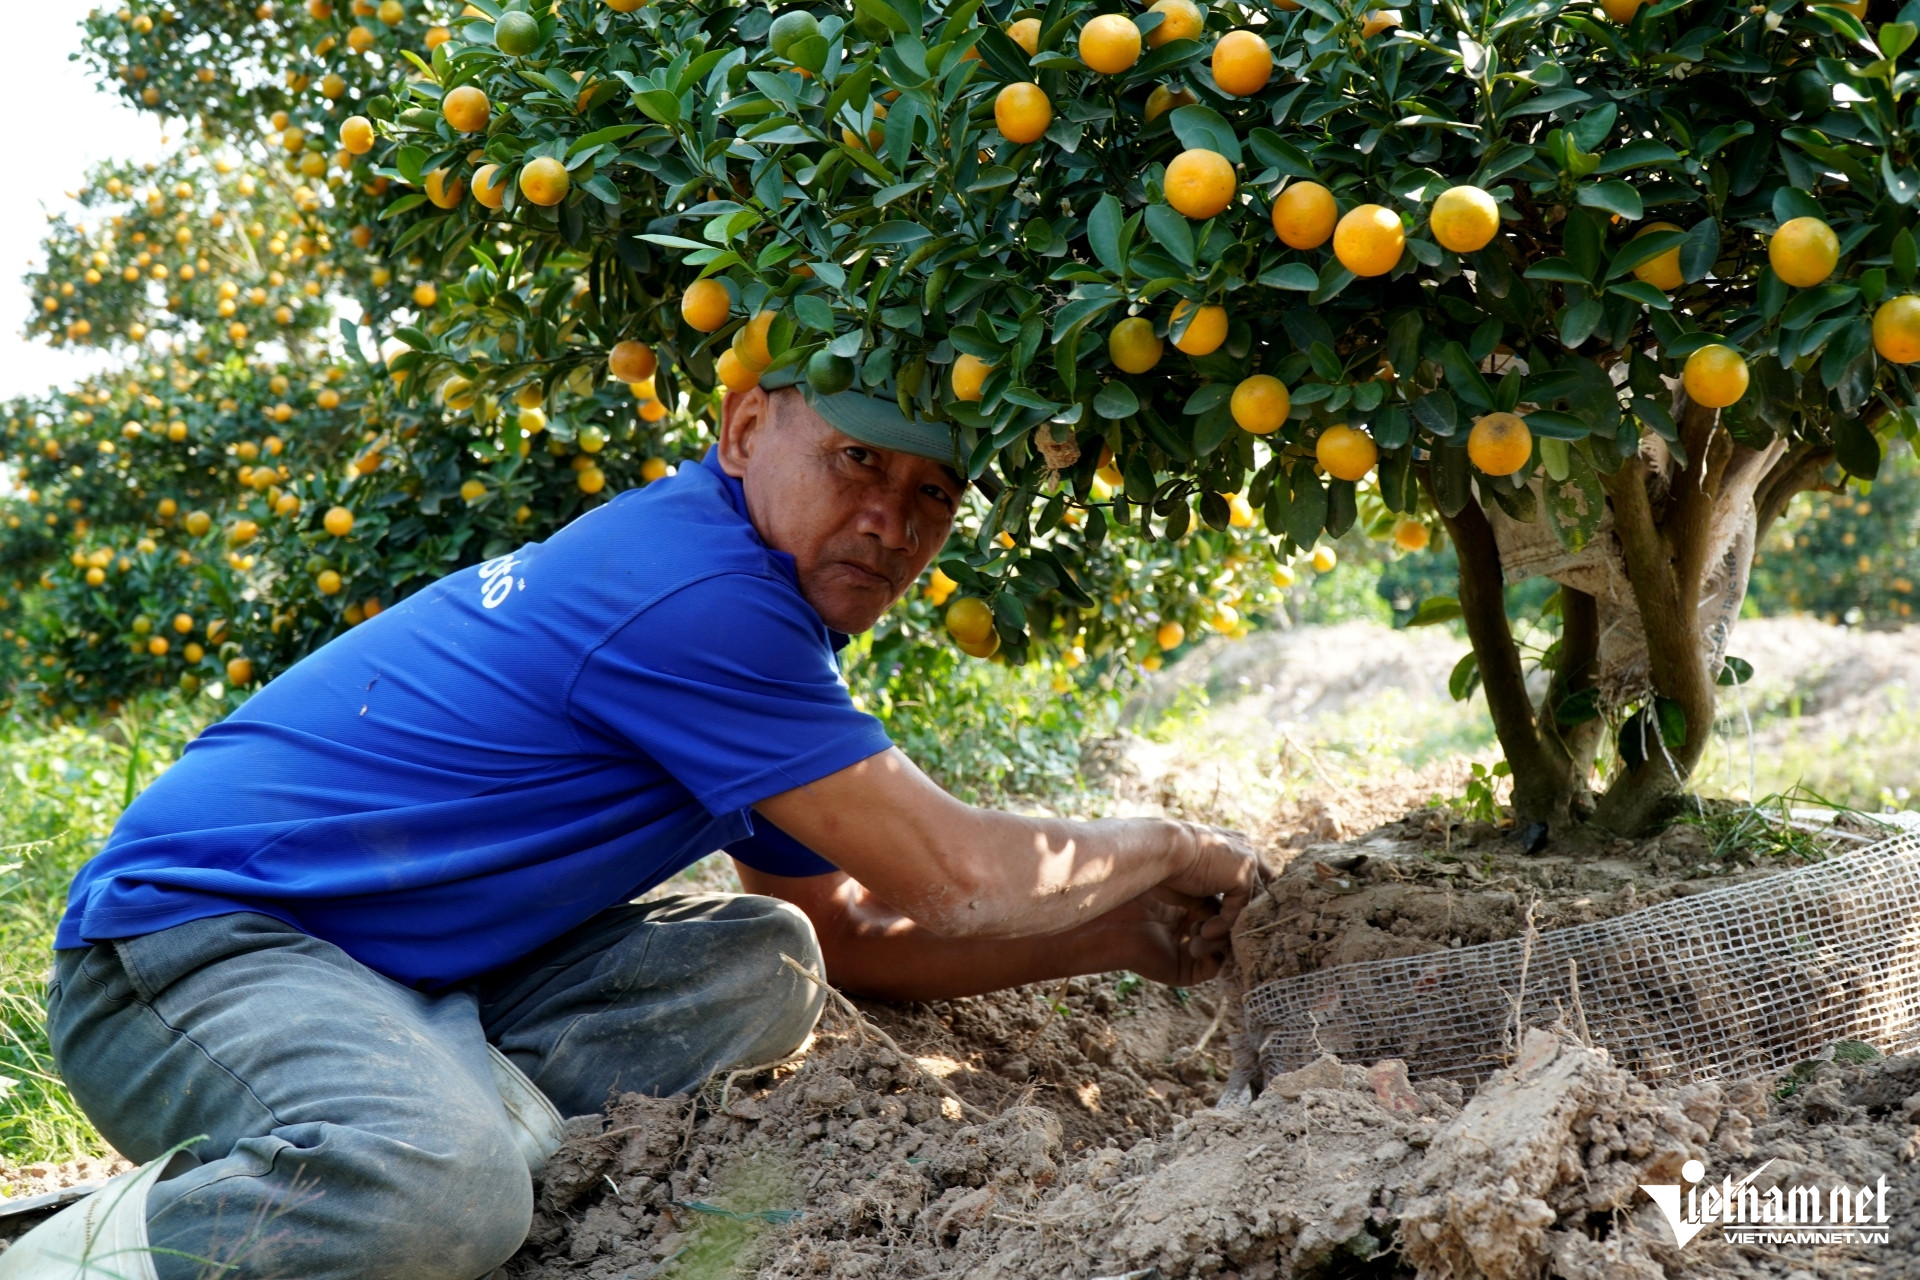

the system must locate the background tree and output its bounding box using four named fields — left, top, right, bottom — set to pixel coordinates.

left=26, top=0, right=1920, bottom=835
